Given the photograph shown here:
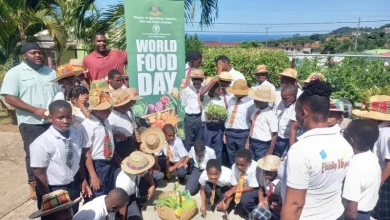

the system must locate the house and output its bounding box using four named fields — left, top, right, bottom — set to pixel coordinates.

left=384, top=28, right=390, bottom=35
